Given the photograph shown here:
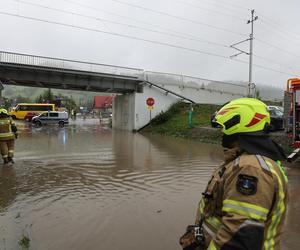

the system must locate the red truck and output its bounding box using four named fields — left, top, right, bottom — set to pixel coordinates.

left=284, top=78, right=300, bottom=160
